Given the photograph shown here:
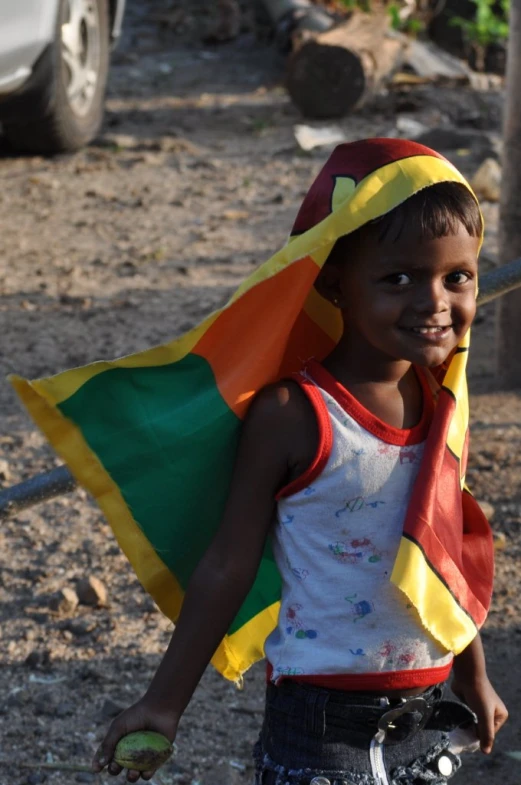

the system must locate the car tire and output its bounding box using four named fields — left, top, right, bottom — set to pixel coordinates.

left=4, top=0, right=110, bottom=154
